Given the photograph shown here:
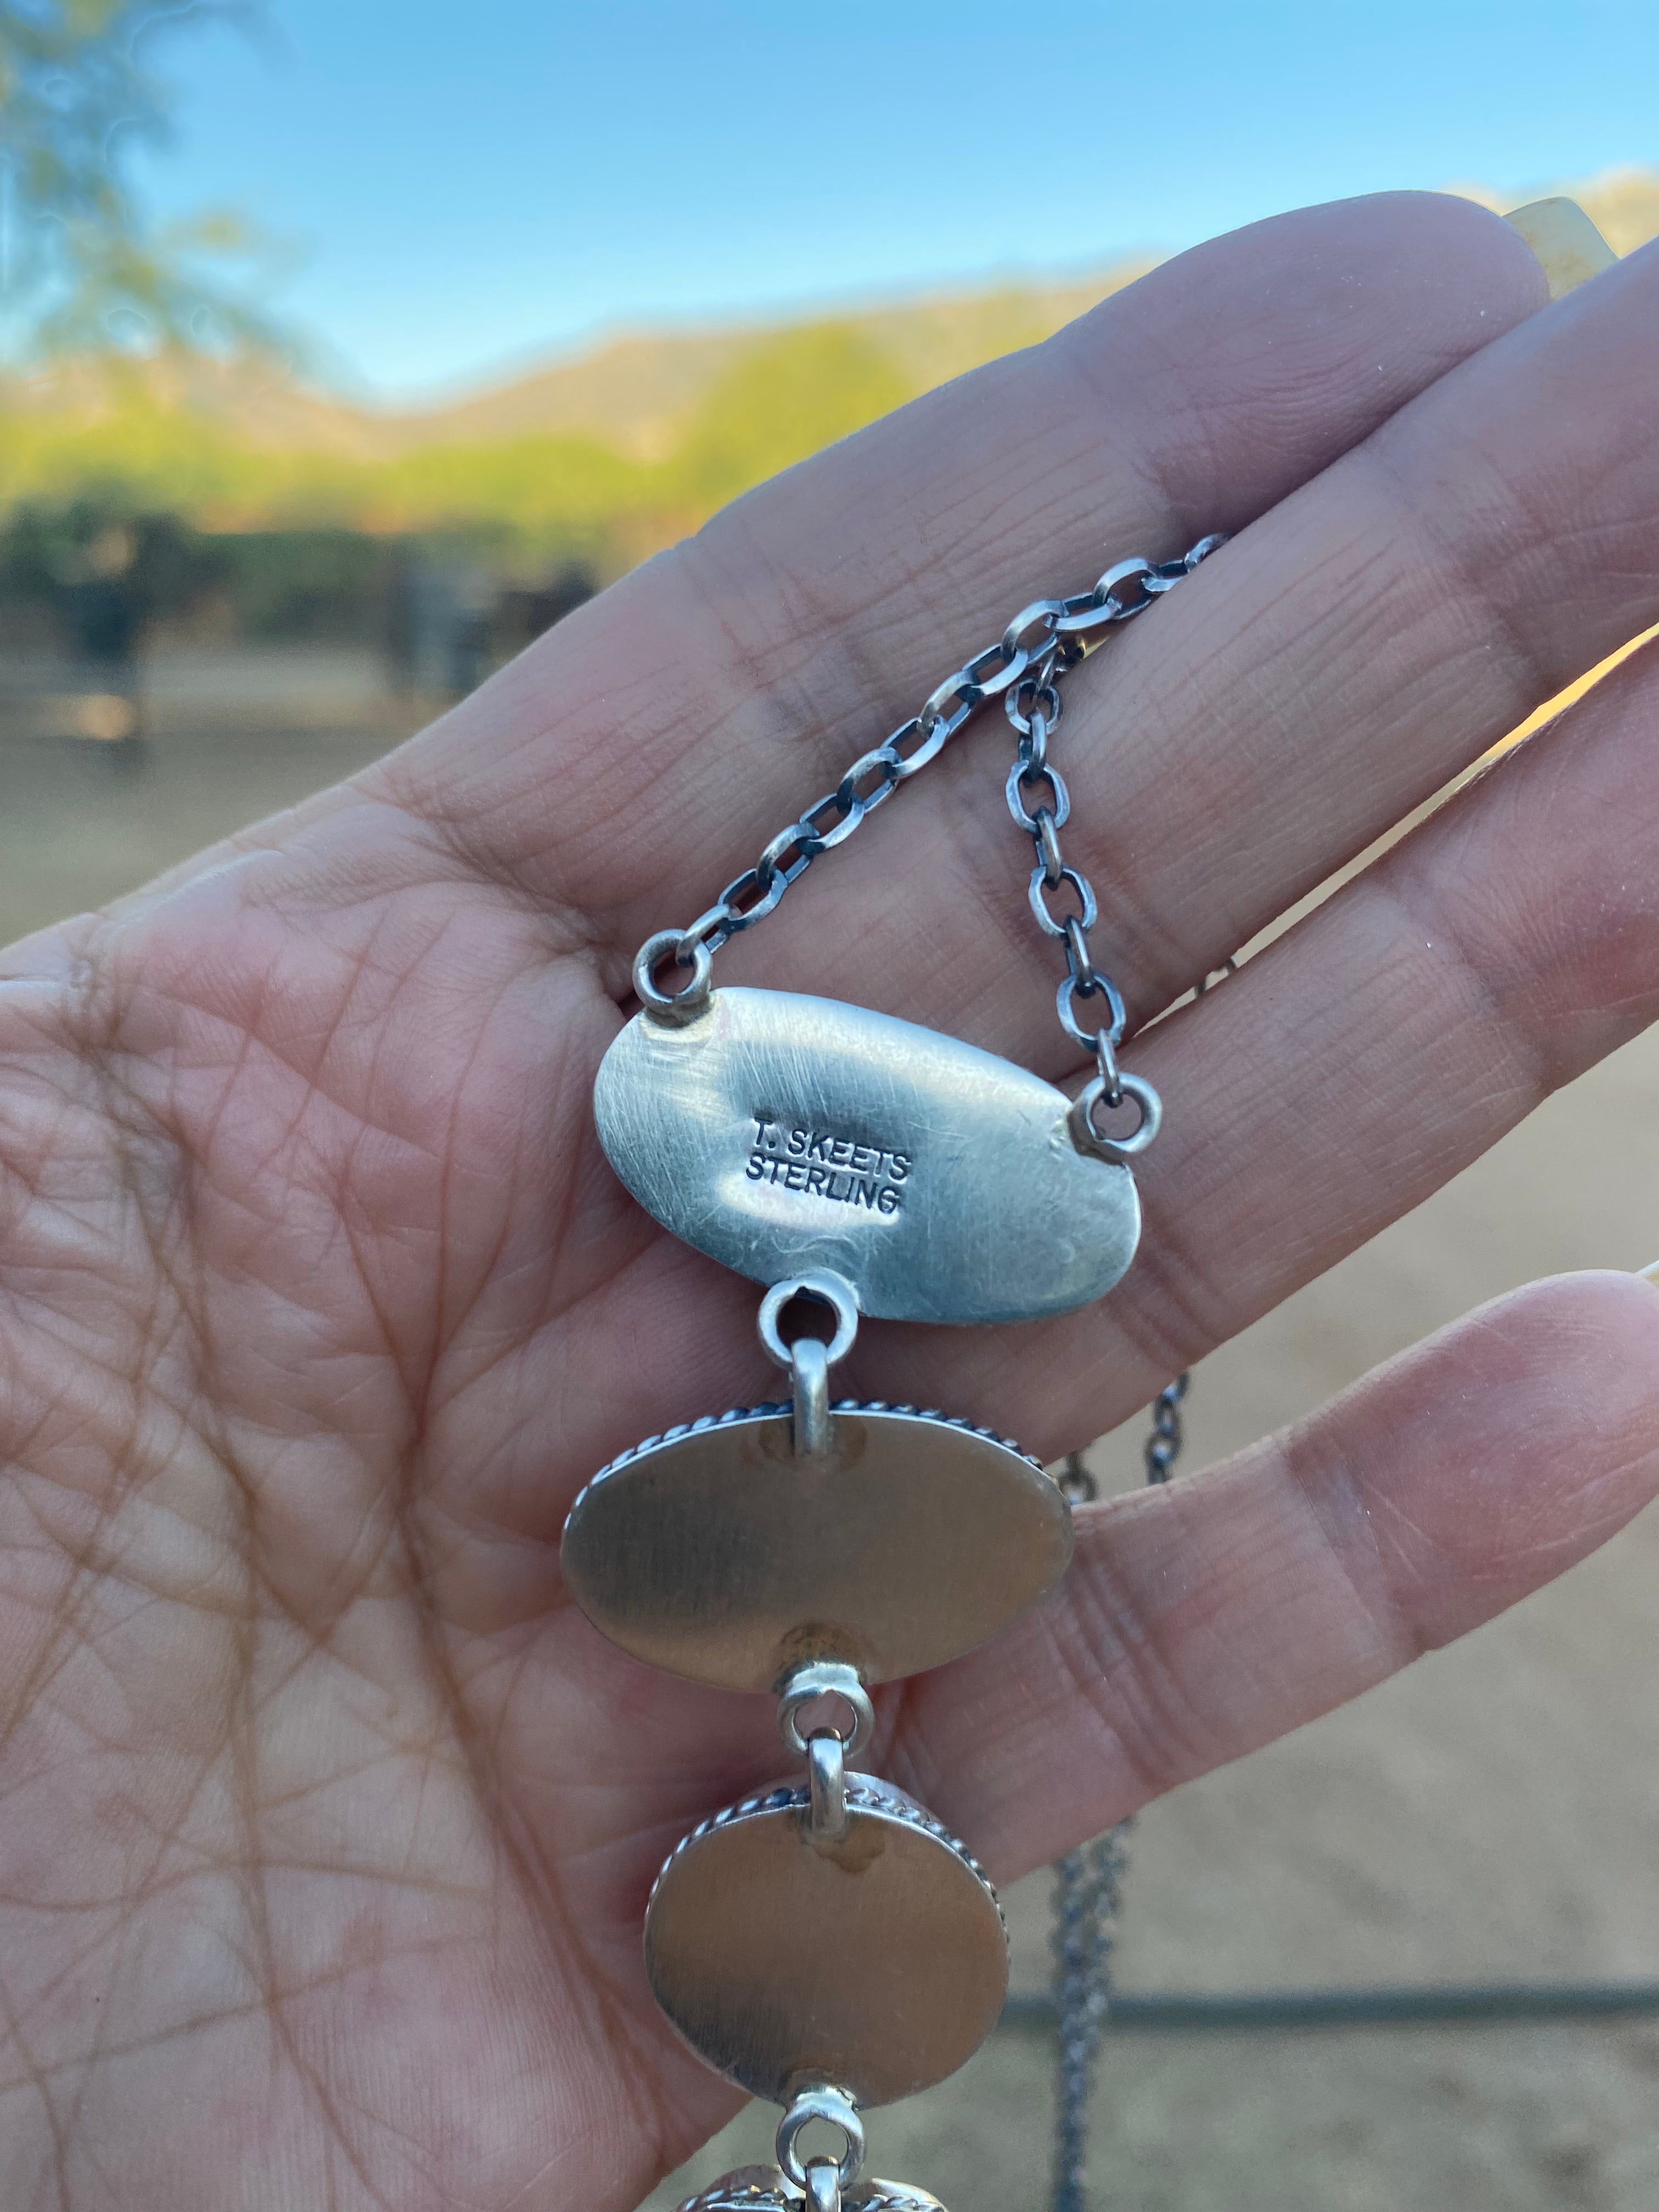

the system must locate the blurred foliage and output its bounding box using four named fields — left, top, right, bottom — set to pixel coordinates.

left=674, top=324, right=913, bottom=503
left=0, top=319, right=932, bottom=575
left=0, top=0, right=275, bottom=360
left=202, top=526, right=390, bottom=640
